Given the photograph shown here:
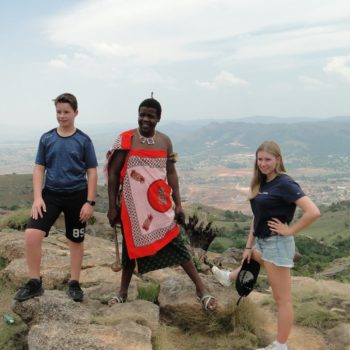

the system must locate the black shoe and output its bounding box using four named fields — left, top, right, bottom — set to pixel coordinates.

left=14, top=278, right=44, bottom=302
left=67, top=280, right=84, bottom=302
